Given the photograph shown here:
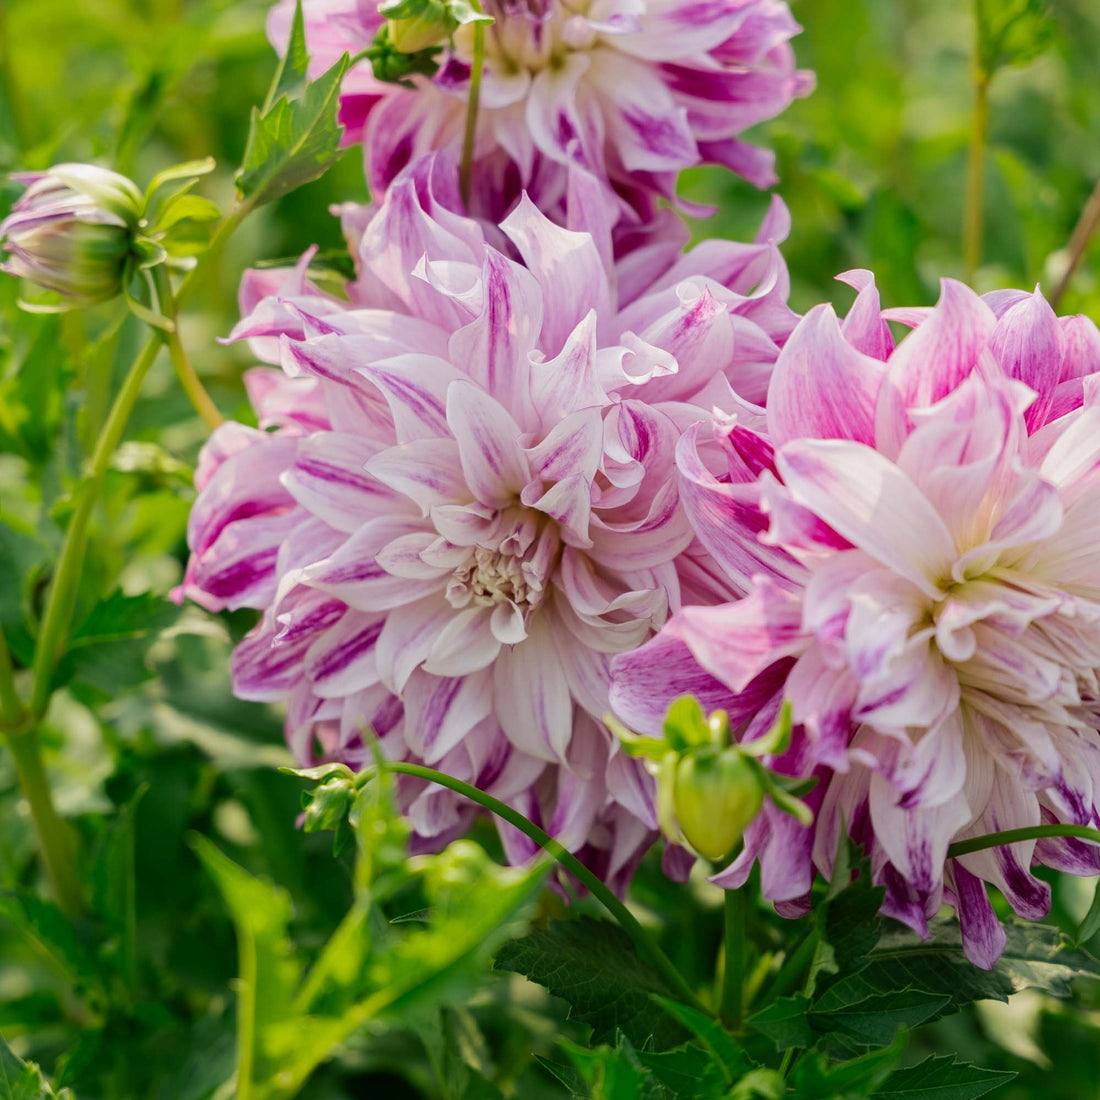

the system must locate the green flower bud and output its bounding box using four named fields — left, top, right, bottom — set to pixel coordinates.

left=671, top=749, right=766, bottom=862
left=379, top=0, right=455, bottom=53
